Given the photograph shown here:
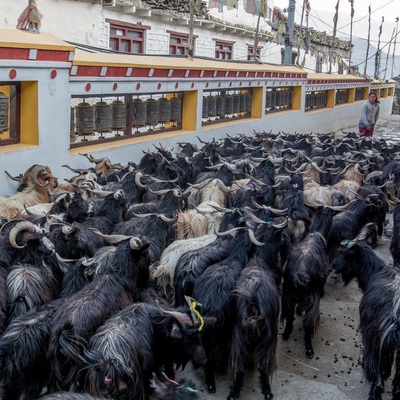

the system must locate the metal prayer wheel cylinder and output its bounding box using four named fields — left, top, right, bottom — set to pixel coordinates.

left=225, top=94, right=234, bottom=114
left=158, top=97, right=171, bottom=124
left=276, top=90, right=282, bottom=107
left=202, top=96, right=209, bottom=118
left=265, top=91, right=272, bottom=109
left=145, top=98, right=160, bottom=126
left=245, top=93, right=251, bottom=112
left=70, top=107, right=75, bottom=135
left=208, top=96, right=217, bottom=117
left=239, top=93, right=247, bottom=112
left=132, top=98, right=146, bottom=127
left=232, top=94, right=240, bottom=113
left=0, top=92, right=9, bottom=133
left=271, top=91, right=277, bottom=108
left=288, top=90, right=293, bottom=106
left=94, top=101, right=111, bottom=132
left=110, top=100, right=126, bottom=130
left=216, top=95, right=225, bottom=116
left=75, top=101, right=94, bottom=135
left=170, top=97, right=182, bottom=123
